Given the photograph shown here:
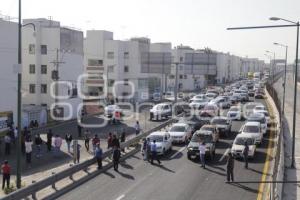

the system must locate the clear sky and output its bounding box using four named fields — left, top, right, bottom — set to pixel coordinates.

left=1, top=0, right=300, bottom=62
